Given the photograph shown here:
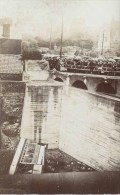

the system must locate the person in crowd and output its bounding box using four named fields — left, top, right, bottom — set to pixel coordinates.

left=46, top=55, right=119, bottom=76
left=48, top=57, right=54, bottom=70
left=56, top=58, right=61, bottom=71
left=89, top=60, right=94, bottom=74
